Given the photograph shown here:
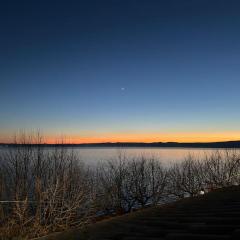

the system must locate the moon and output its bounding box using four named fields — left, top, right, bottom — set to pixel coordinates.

left=121, top=87, right=125, bottom=91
